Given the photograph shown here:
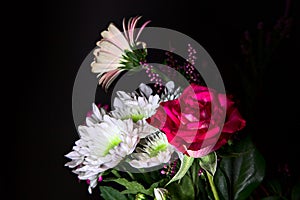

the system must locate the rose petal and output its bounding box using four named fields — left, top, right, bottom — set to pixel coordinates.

left=222, top=108, right=246, bottom=133
left=186, top=144, right=215, bottom=158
